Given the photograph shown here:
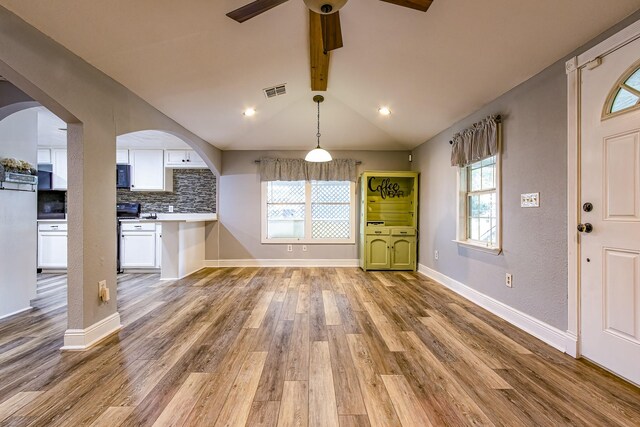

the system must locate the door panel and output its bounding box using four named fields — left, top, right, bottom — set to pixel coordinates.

left=604, top=132, right=640, bottom=219
left=365, top=236, right=390, bottom=270
left=580, top=35, right=640, bottom=385
left=603, top=248, right=640, bottom=342
left=390, top=237, right=415, bottom=270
